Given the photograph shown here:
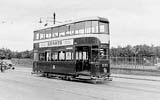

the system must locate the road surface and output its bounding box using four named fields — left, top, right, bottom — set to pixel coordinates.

left=0, top=66, right=160, bottom=100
